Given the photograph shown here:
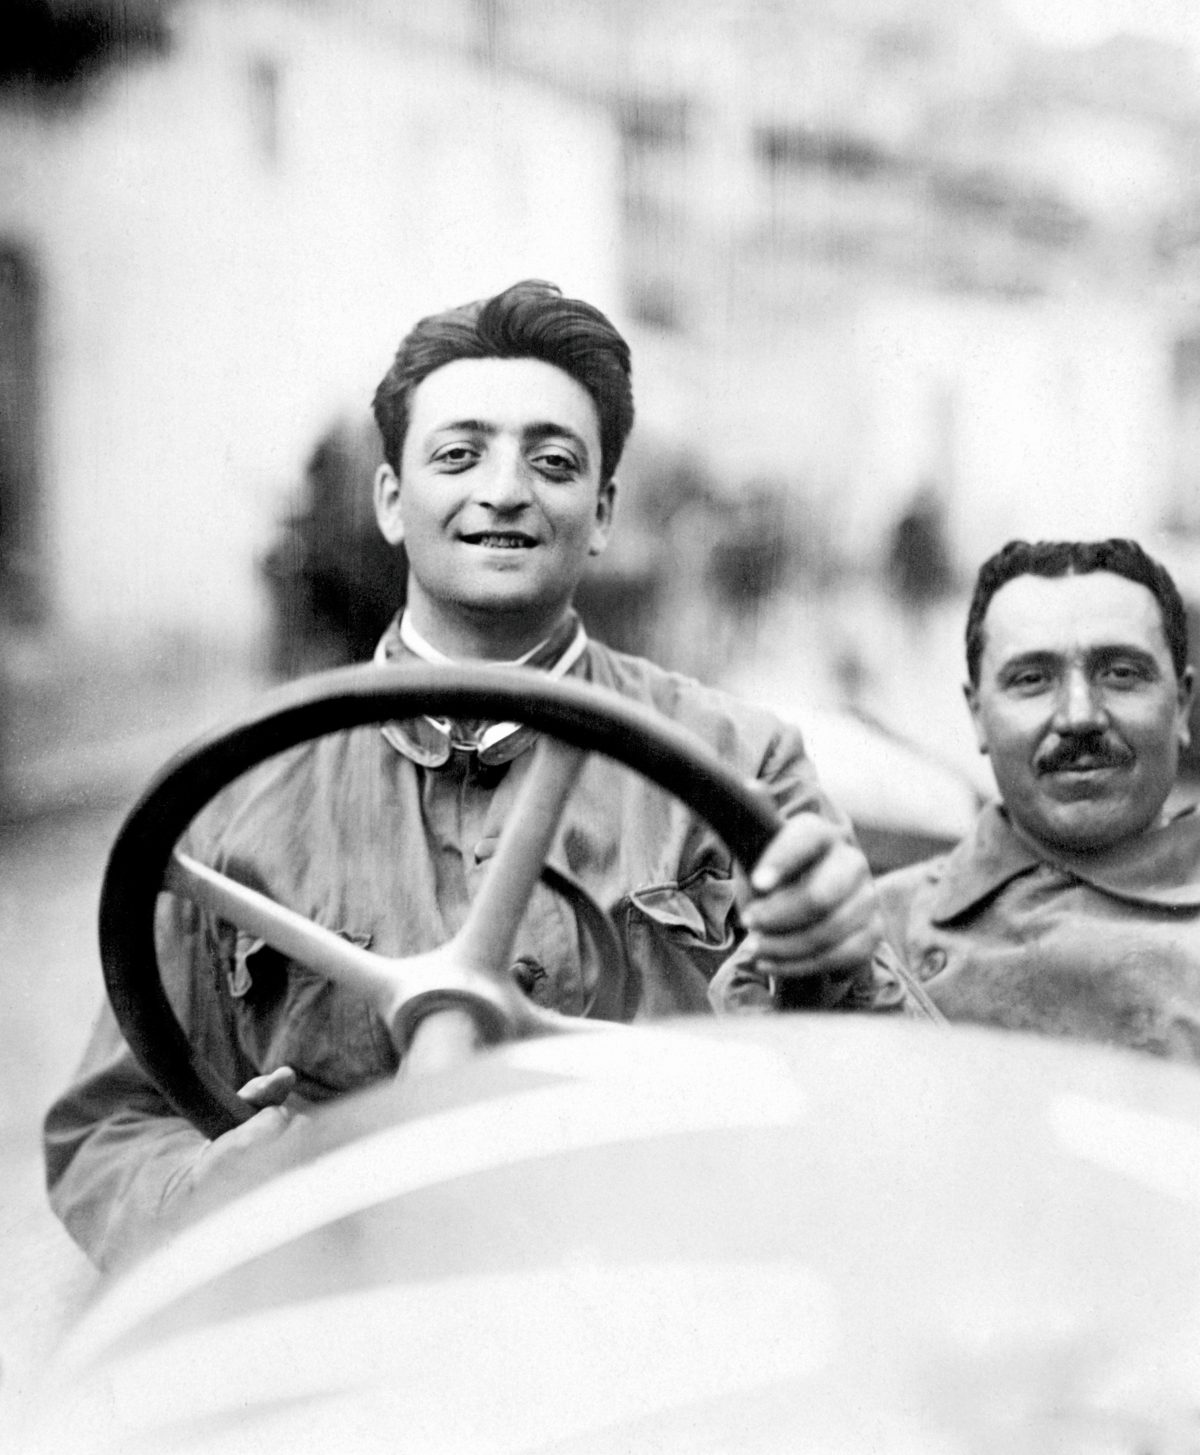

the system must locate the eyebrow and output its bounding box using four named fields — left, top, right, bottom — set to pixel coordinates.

left=522, top=422, right=590, bottom=457
left=428, top=419, right=591, bottom=459
left=998, top=645, right=1162, bottom=675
